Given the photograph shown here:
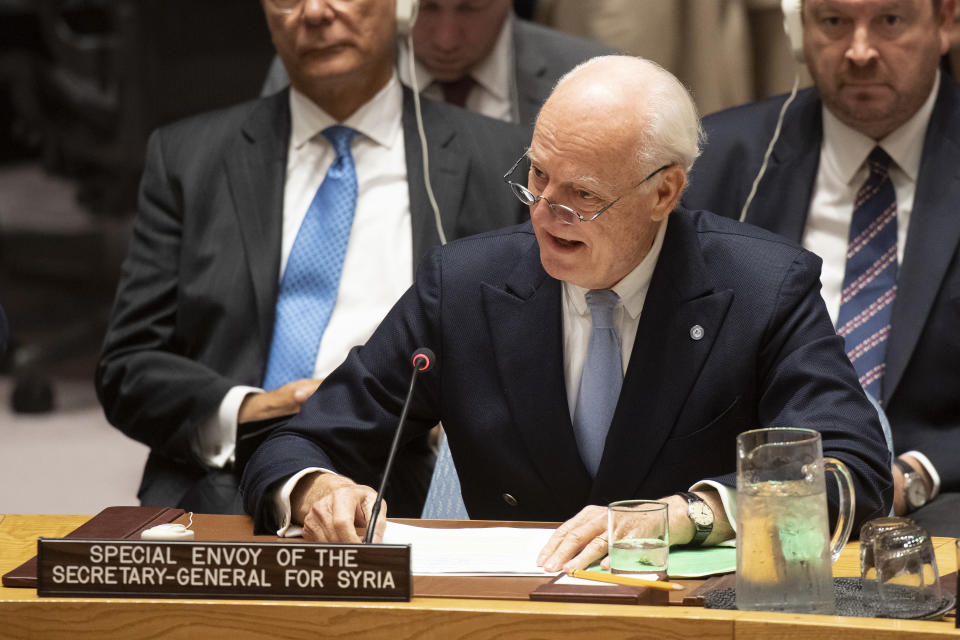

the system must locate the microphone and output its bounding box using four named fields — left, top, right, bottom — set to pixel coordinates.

left=364, top=347, right=437, bottom=544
